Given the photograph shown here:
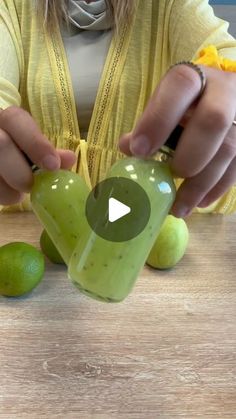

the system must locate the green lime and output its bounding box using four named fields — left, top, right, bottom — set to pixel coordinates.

left=146, top=215, right=189, bottom=269
left=40, top=229, right=65, bottom=265
left=0, top=242, right=45, bottom=297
